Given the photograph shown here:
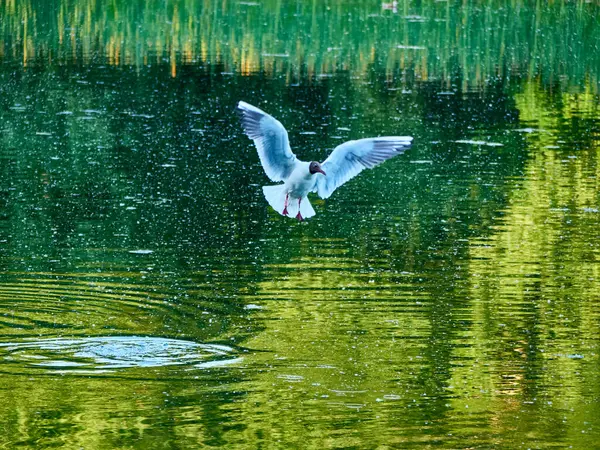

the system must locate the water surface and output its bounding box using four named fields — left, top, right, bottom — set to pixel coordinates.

left=1, top=1, right=599, bottom=448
